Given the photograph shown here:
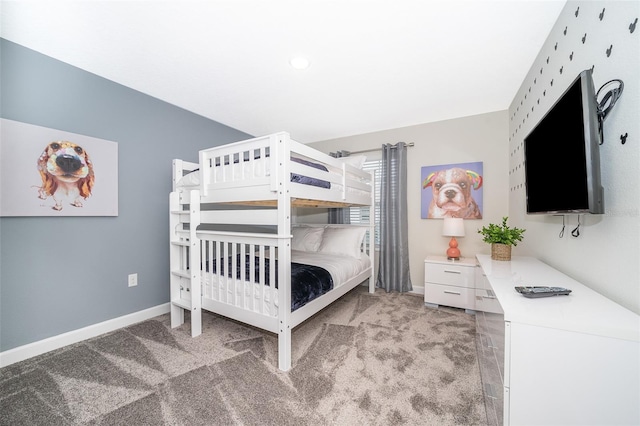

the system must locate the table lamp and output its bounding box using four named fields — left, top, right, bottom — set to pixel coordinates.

left=442, top=217, right=465, bottom=260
